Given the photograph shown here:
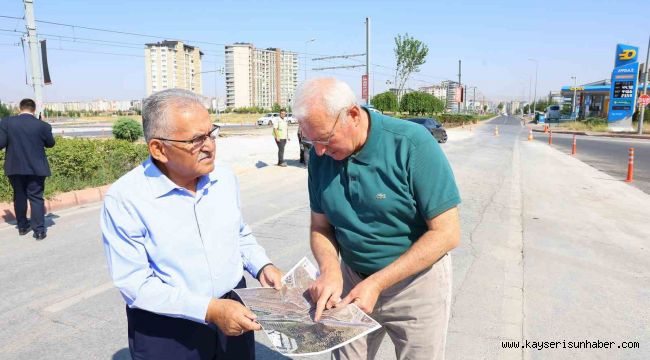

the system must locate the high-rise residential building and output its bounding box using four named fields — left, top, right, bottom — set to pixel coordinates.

left=418, top=84, right=447, bottom=101
left=144, top=40, right=203, bottom=96
left=225, top=43, right=298, bottom=109
left=443, top=80, right=460, bottom=112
